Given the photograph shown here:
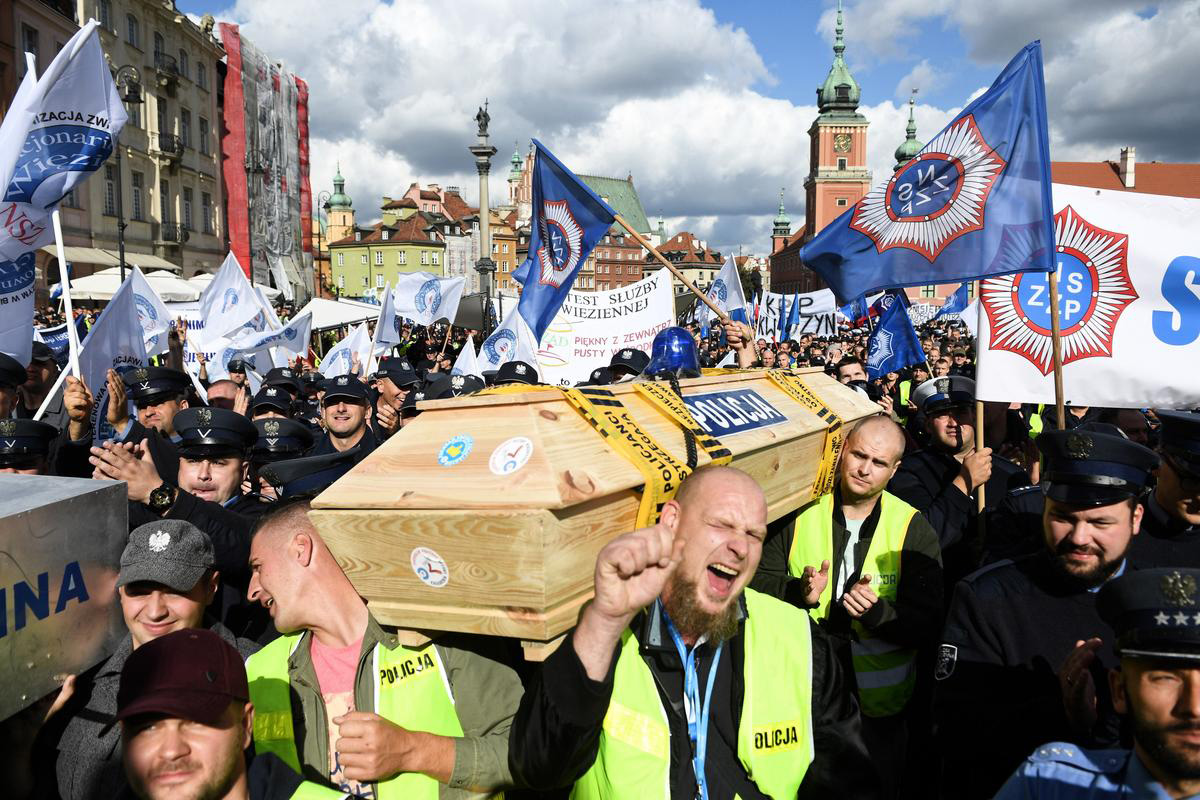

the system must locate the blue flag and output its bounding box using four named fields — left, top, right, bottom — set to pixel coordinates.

left=777, top=293, right=790, bottom=341
left=935, top=283, right=970, bottom=319
left=839, top=294, right=868, bottom=324
left=785, top=292, right=801, bottom=339
left=512, top=140, right=616, bottom=340
left=865, top=292, right=924, bottom=380
left=801, top=41, right=1055, bottom=303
